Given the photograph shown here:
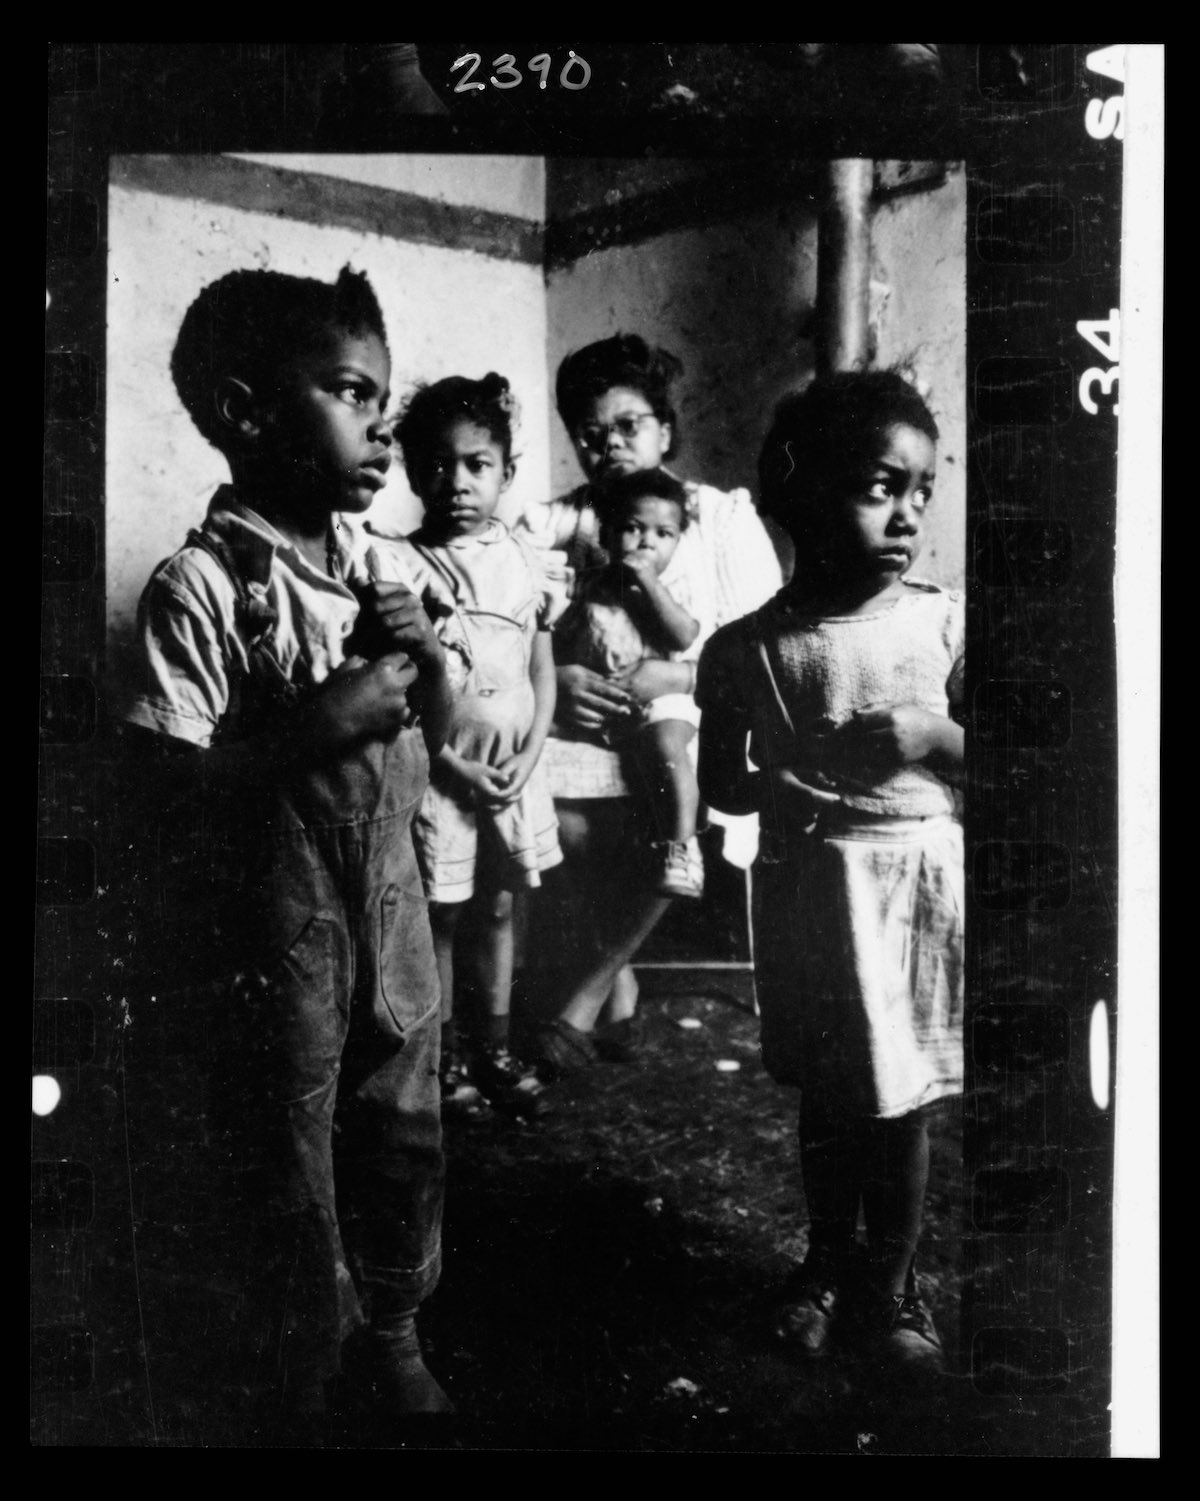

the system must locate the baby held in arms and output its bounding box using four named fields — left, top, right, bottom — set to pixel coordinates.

left=552, top=467, right=706, bottom=899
